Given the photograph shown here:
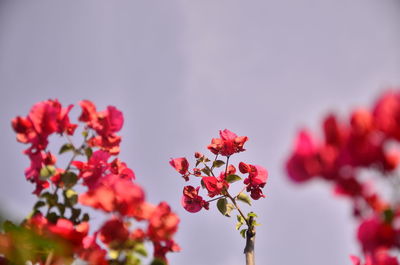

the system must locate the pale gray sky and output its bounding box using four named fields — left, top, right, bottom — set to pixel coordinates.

left=0, top=1, right=400, bottom=265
